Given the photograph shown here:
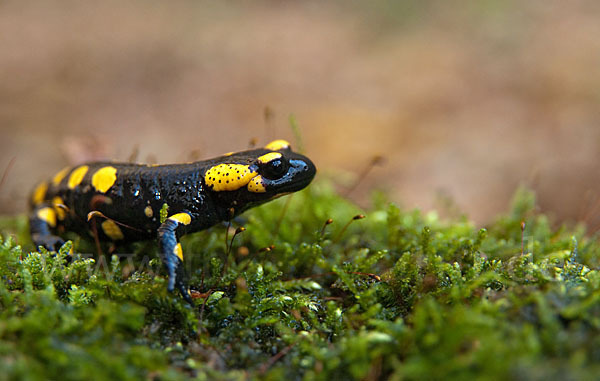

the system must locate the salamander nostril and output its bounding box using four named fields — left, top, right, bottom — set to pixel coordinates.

left=290, top=159, right=308, bottom=171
